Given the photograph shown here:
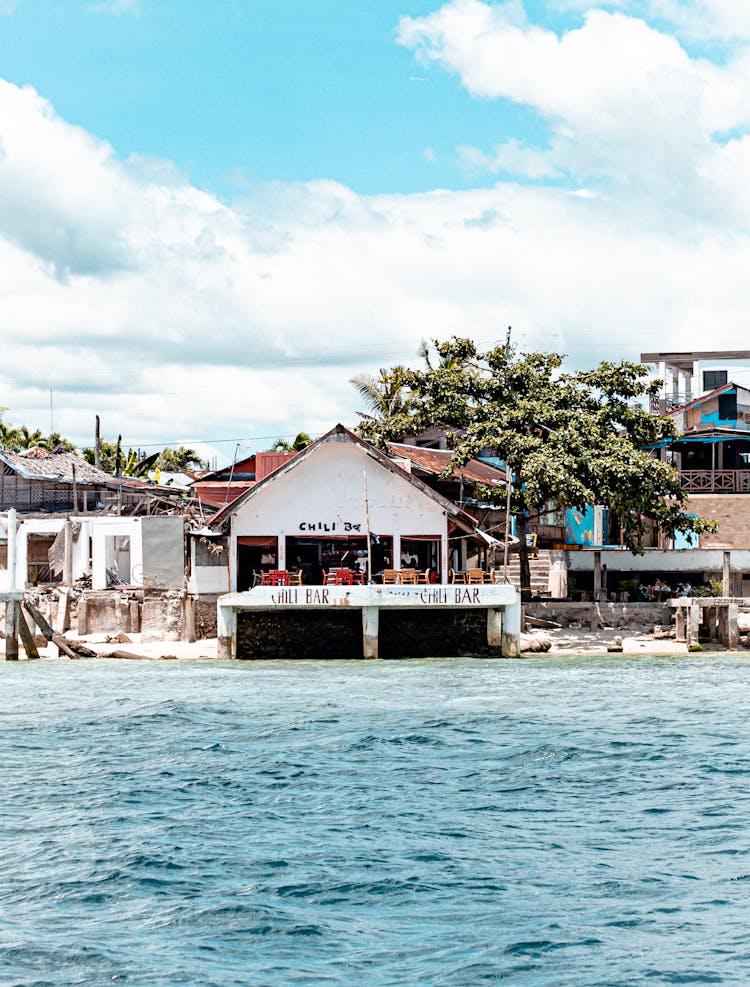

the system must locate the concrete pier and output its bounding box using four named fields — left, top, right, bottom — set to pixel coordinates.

left=217, top=584, right=521, bottom=660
